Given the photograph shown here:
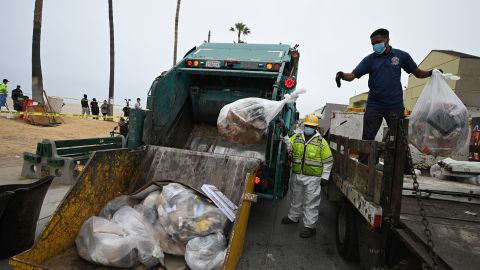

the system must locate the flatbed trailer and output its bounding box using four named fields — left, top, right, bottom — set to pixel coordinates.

left=326, top=118, right=480, bottom=270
